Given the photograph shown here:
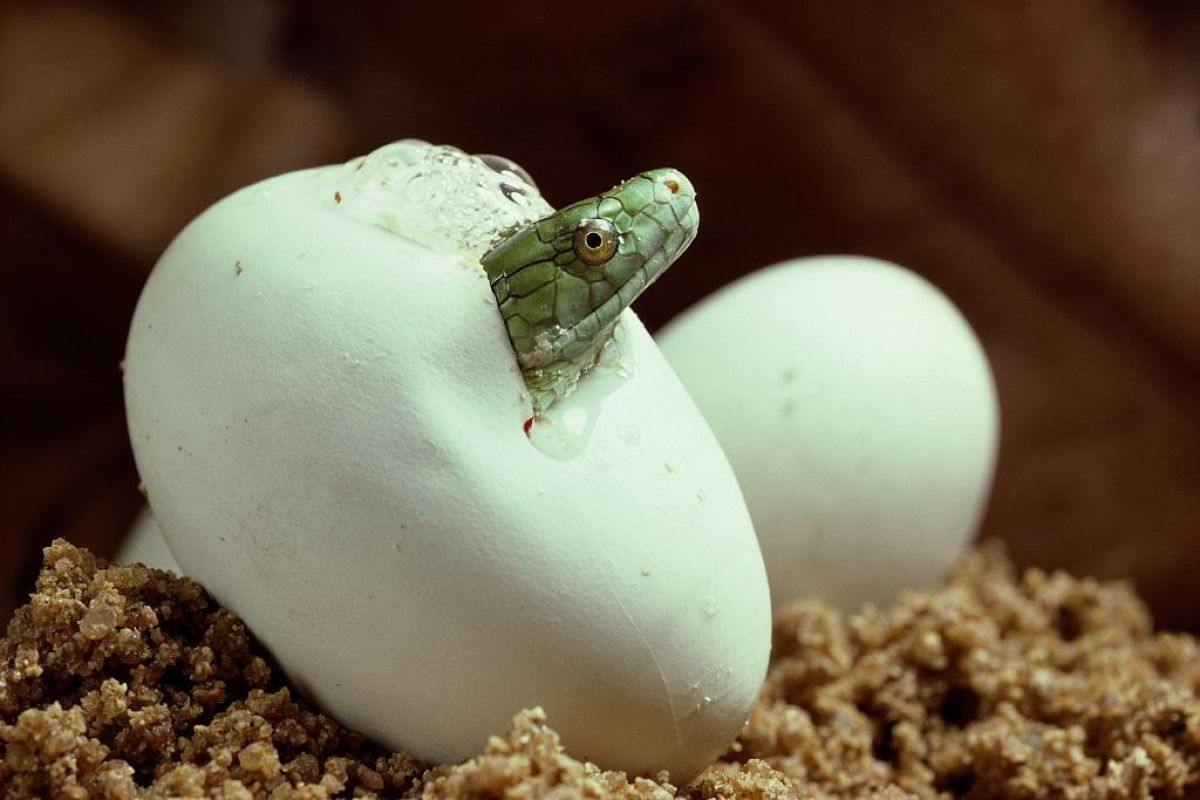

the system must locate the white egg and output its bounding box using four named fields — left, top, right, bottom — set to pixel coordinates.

left=122, top=145, right=770, bottom=780
left=657, top=256, right=998, bottom=612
